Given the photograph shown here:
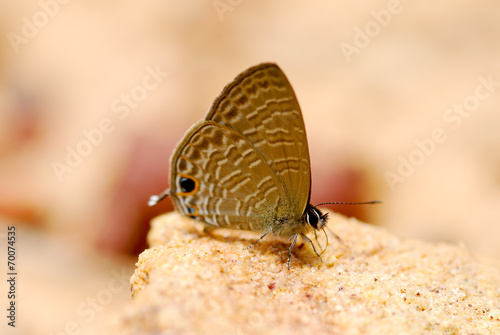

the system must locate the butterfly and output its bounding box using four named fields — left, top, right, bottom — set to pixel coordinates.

left=149, top=63, right=379, bottom=268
